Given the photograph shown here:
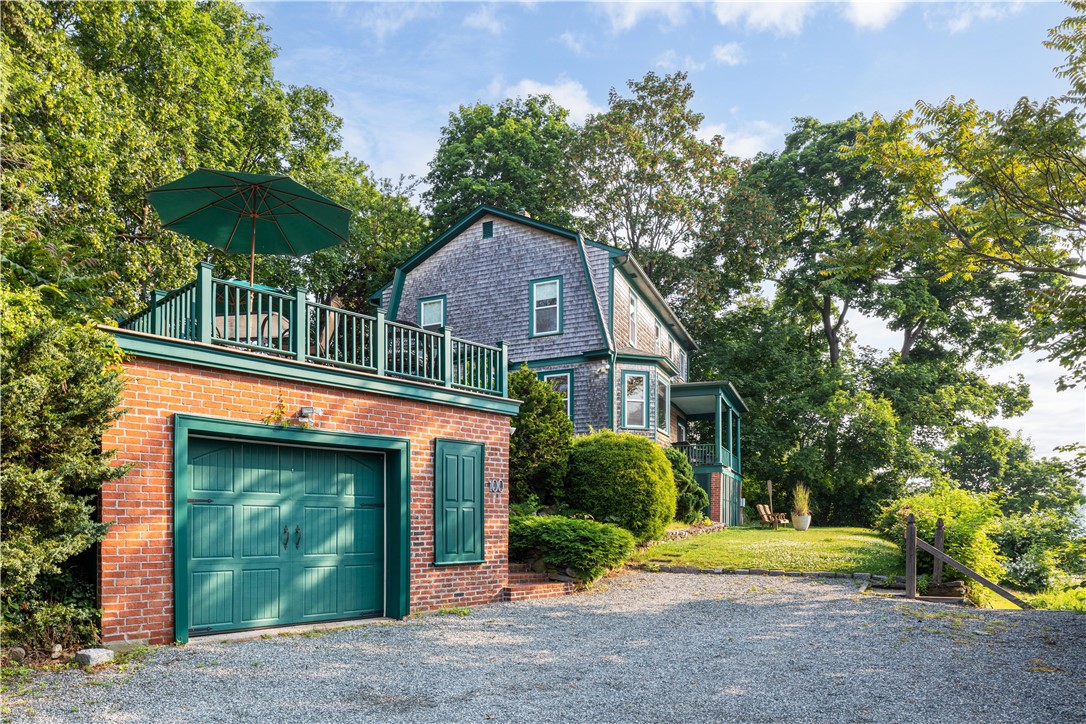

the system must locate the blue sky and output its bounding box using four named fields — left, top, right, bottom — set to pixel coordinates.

left=248, top=0, right=1083, bottom=461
